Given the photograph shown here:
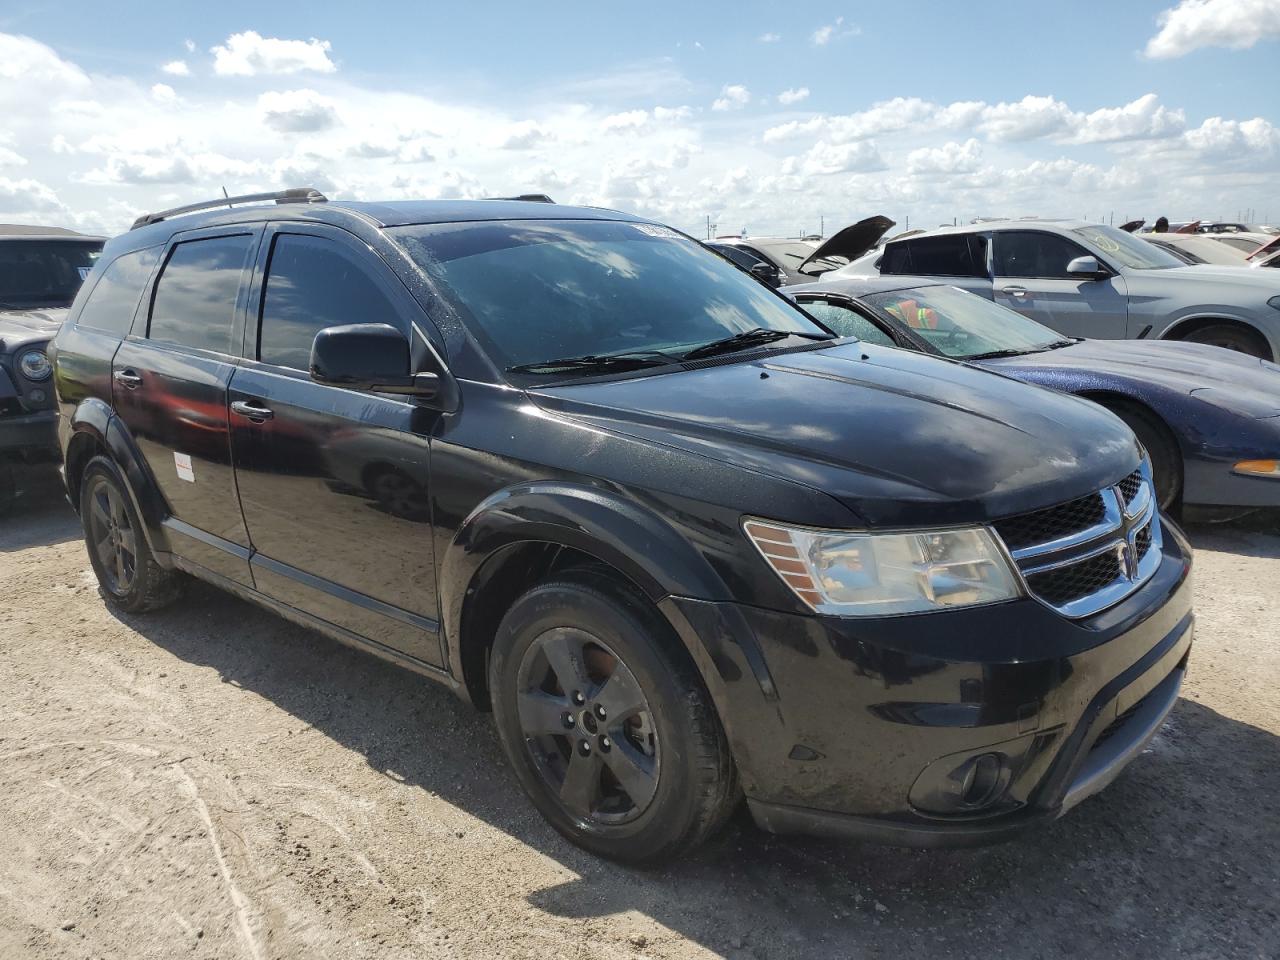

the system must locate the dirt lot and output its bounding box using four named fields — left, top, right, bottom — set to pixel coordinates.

left=1, top=464, right=1278, bottom=960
